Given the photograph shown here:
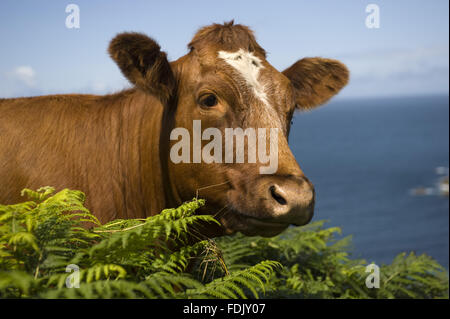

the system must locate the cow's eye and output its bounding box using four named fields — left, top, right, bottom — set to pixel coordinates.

left=199, top=94, right=218, bottom=108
